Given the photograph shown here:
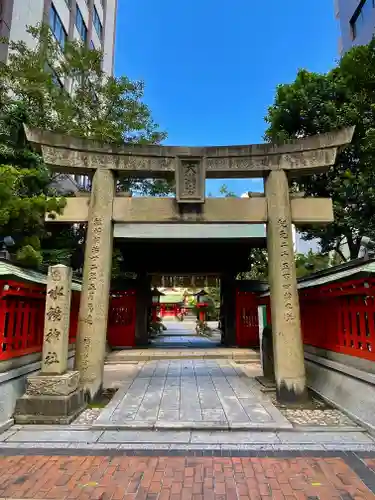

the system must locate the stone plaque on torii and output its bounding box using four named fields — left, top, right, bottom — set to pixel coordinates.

left=25, top=125, right=354, bottom=404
